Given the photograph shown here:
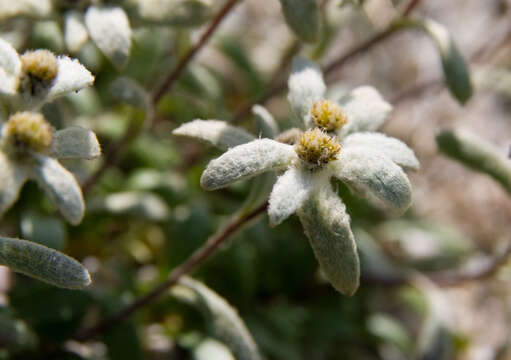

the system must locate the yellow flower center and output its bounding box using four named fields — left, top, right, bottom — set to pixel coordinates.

left=295, top=128, right=341, bottom=169
left=21, top=50, right=58, bottom=82
left=5, top=112, right=53, bottom=153
left=311, top=100, right=347, bottom=131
